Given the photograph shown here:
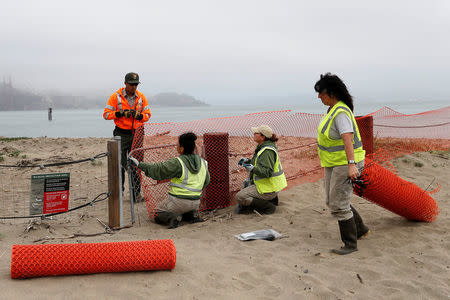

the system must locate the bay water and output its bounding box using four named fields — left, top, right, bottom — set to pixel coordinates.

left=0, top=100, right=448, bottom=138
